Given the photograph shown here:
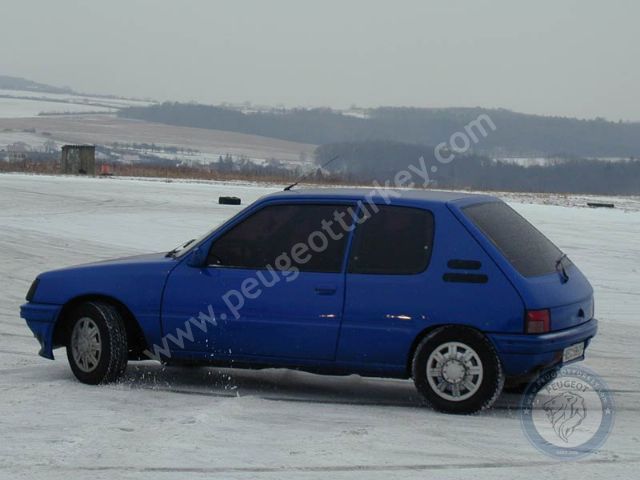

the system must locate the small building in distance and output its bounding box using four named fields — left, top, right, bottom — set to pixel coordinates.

left=61, top=145, right=95, bottom=175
